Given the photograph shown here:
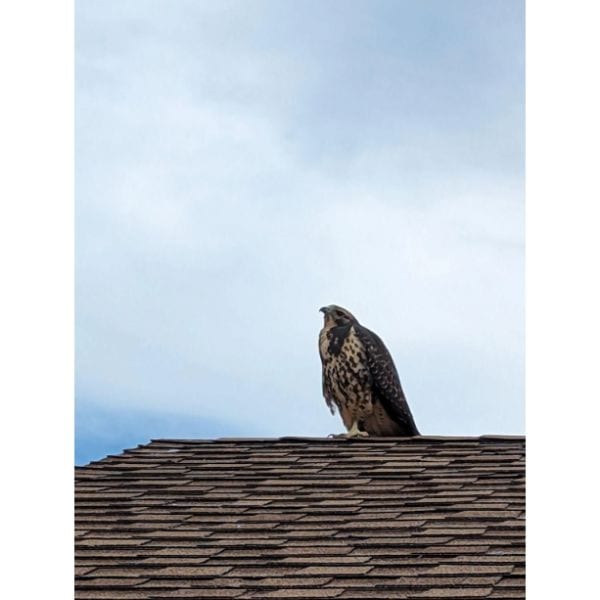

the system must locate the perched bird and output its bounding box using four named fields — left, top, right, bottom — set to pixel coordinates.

left=318, top=305, right=419, bottom=437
